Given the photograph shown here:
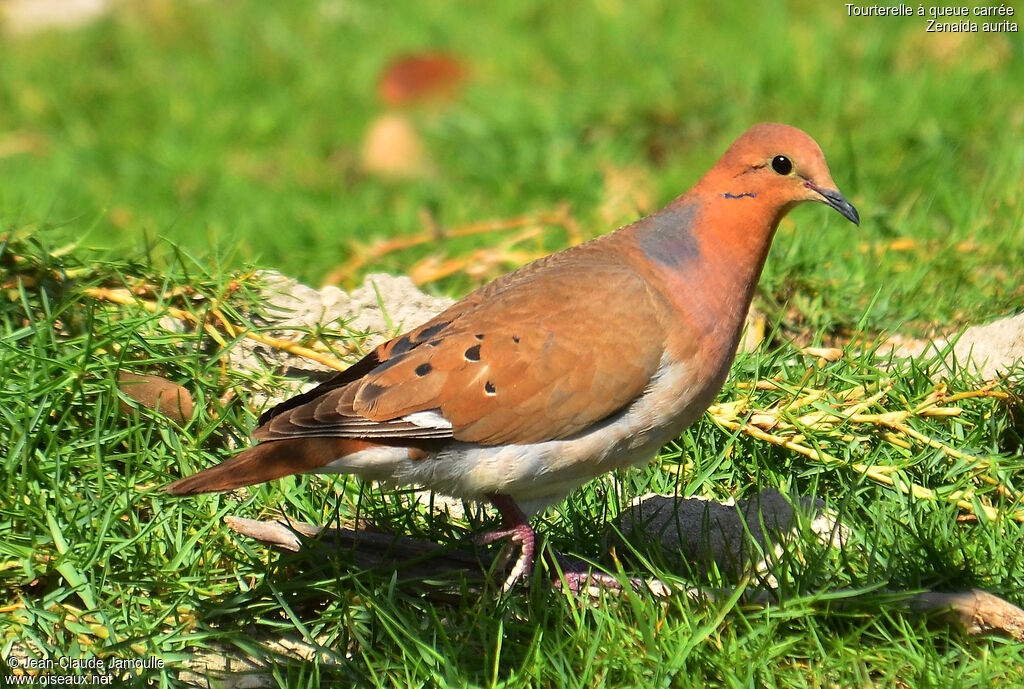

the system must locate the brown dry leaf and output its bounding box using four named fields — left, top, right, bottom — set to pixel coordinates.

left=360, top=113, right=433, bottom=180
left=377, top=53, right=466, bottom=107
left=748, top=413, right=779, bottom=430
left=323, top=206, right=583, bottom=288
left=117, top=372, right=194, bottom=426
left=408, top=228, right=544, bottom=285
